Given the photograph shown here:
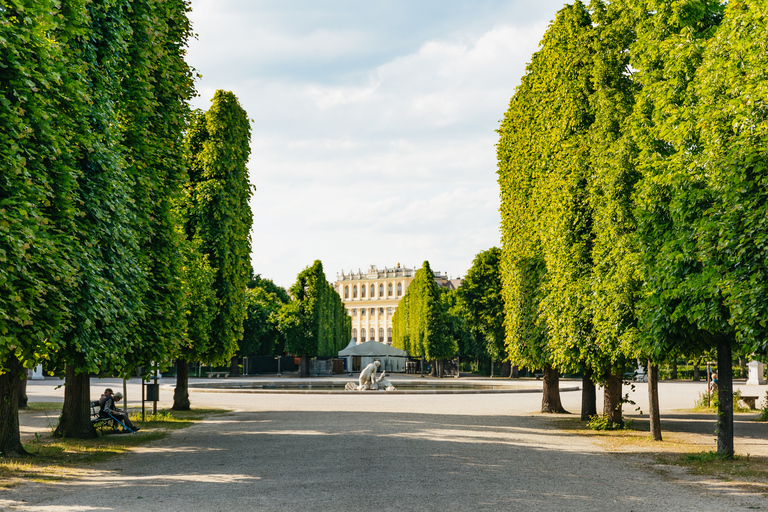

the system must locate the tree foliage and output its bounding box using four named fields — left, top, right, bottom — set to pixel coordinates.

left=456, top=248, right=505, bottom=361
left=184, top=90, right=253, bottom=365
left=282, top=260, right=350, bottom=358
left=392, top=261, right=458, bottom=361
left=242, top=277, right=289, bottom=356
